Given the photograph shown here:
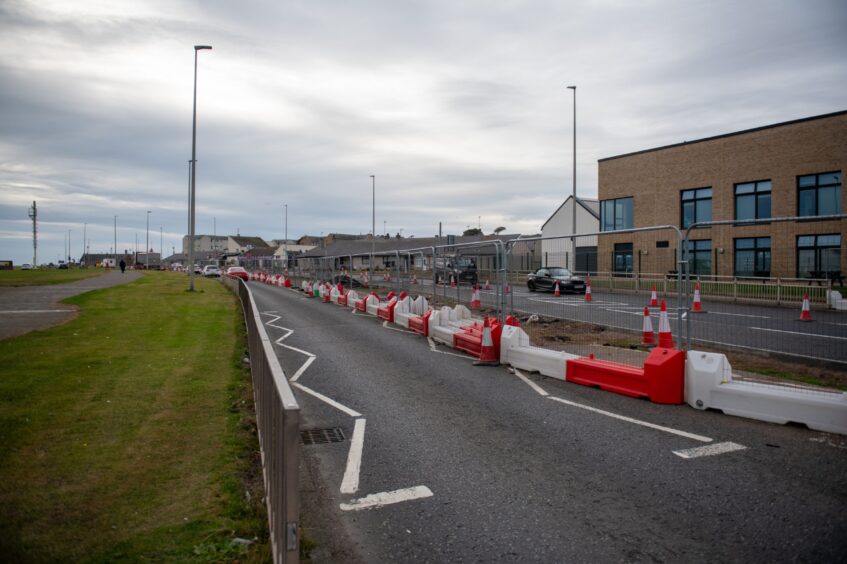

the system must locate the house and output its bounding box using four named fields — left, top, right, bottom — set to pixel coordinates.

left=540, top=196, right=600, bottom=273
